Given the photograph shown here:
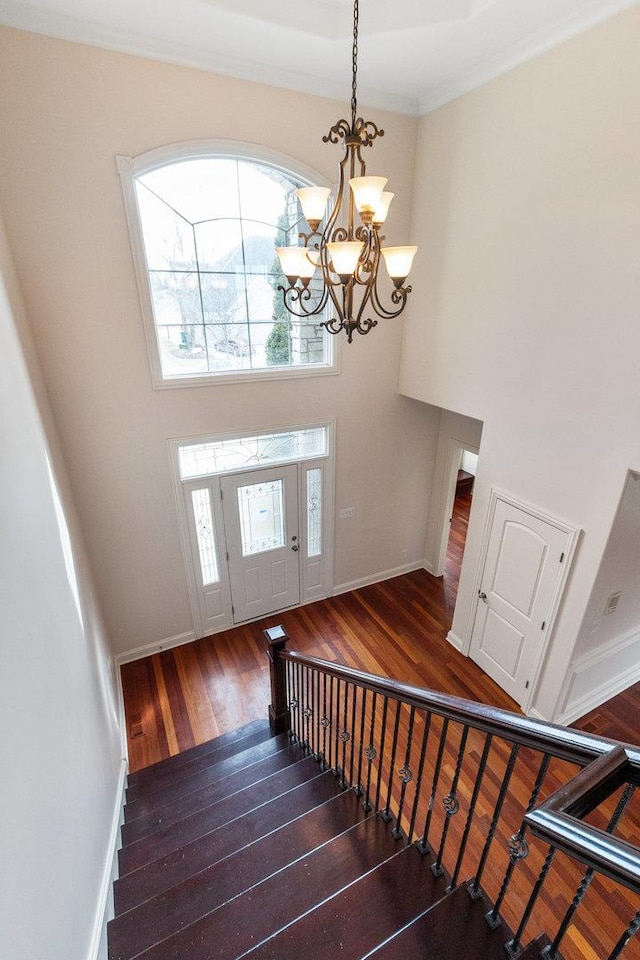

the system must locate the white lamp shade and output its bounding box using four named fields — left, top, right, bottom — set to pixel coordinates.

left=372, top=191, right=394, bottom=225
left=327, top=241, right=364, bottom=276
left=275, top=246, right=318, bottom=280
left=381, top=245, right=418, bottom=280
left=349, top=176, right=388, bottom=214
left=296, top=187, right=331, bottom=224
